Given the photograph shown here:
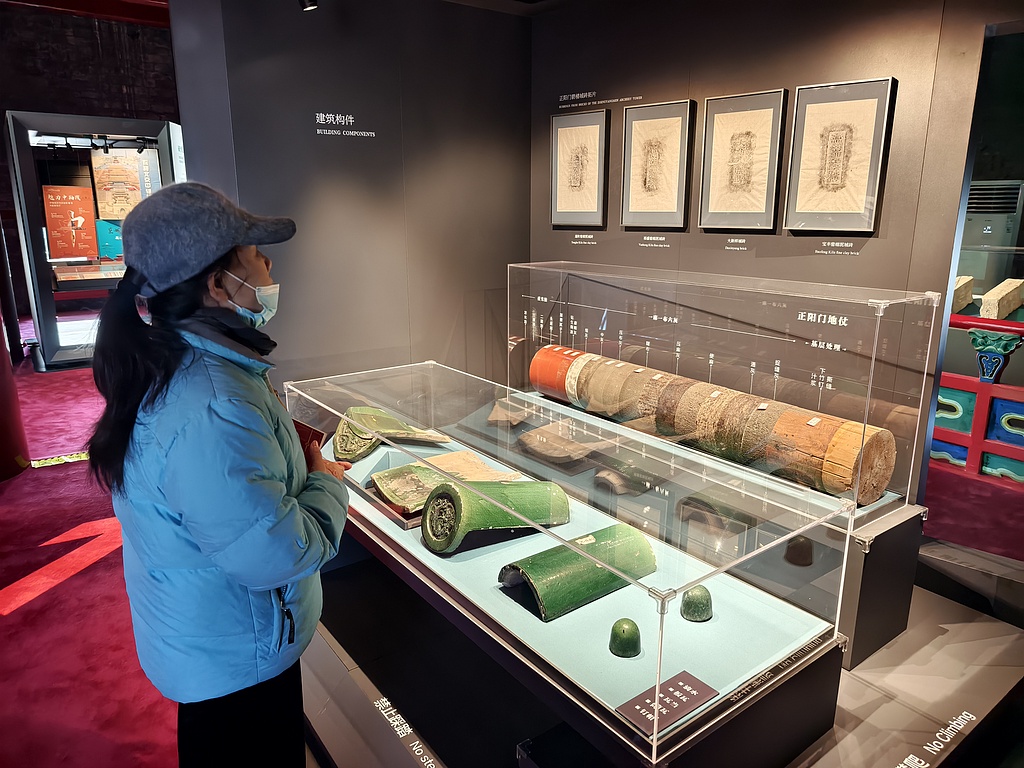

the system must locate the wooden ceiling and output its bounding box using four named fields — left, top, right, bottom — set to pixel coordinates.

left=0, top=0, right=171, bottom=27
